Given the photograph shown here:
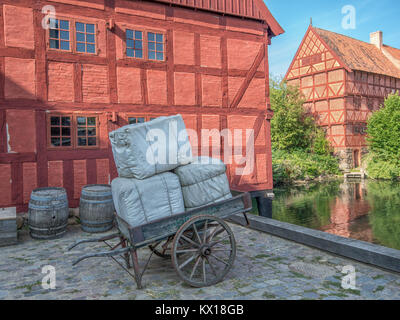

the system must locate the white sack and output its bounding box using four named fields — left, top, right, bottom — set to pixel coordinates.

left=111, top=172, right=185, bottom=228
left=109, top=115, right=192, bottom=179
left=174, top=157, right=232, bottom=209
